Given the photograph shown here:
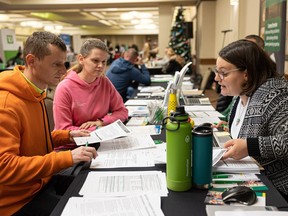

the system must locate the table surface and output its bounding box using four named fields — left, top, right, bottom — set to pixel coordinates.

left=51, top=133, right=288, bottom=216
left=51, top=79, right=288, bottom=215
